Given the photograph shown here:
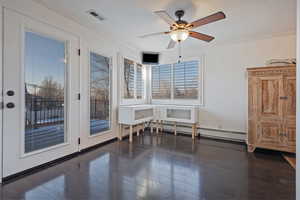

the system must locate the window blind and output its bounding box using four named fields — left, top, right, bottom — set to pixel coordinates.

left=136, top=64, right=144, bottom=99
left=152, top=64, right=172, bottom=99
left=173, top=60, right=199, bottom=99
left=123, top=58, right=134, bottom=99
